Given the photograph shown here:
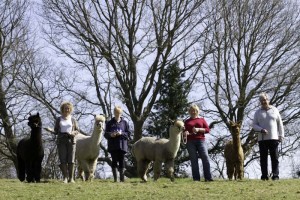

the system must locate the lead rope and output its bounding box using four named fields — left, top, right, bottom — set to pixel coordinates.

left=181, top=132, right=187, bottom=144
